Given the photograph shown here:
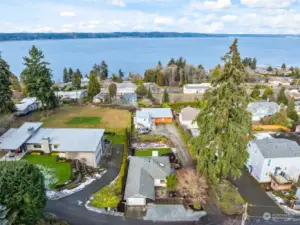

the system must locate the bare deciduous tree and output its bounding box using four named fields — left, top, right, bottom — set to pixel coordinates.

left=176, top=168, right=208, bottom=205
